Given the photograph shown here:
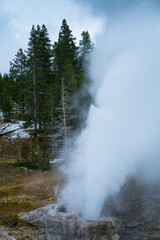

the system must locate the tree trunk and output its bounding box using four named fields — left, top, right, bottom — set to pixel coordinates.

left=33, top=64, right=37, bottom=138
left=61, top=77, right=67, bottom=147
